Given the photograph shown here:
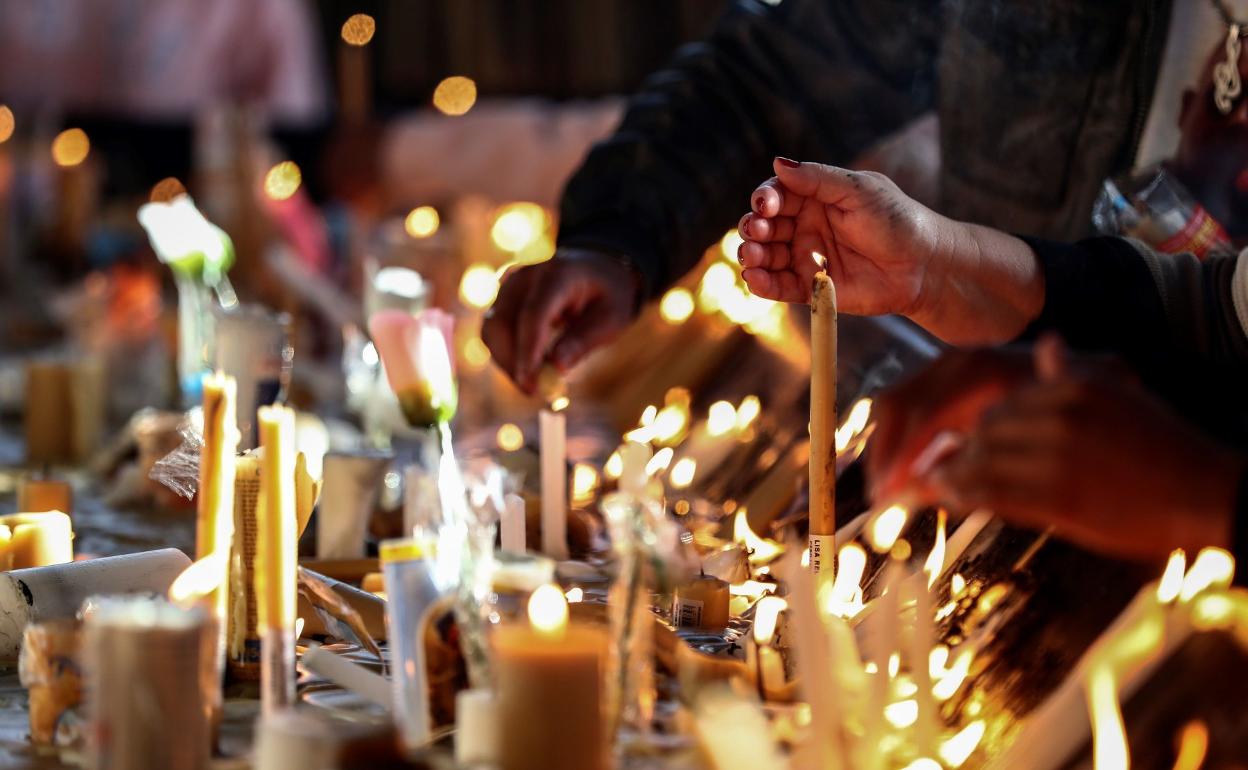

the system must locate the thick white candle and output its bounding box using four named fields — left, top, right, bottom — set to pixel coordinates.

left=500, top=493, right=526, bottom=553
